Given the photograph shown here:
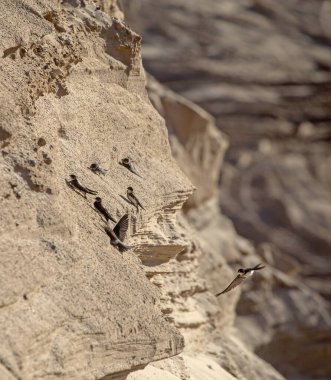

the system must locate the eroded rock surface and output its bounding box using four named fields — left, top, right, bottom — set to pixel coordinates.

left=2, top=1, right=331, bottom=380
left=0, top=1, right=192, bottom=379
left=131, top=75, right=287, bottom=380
